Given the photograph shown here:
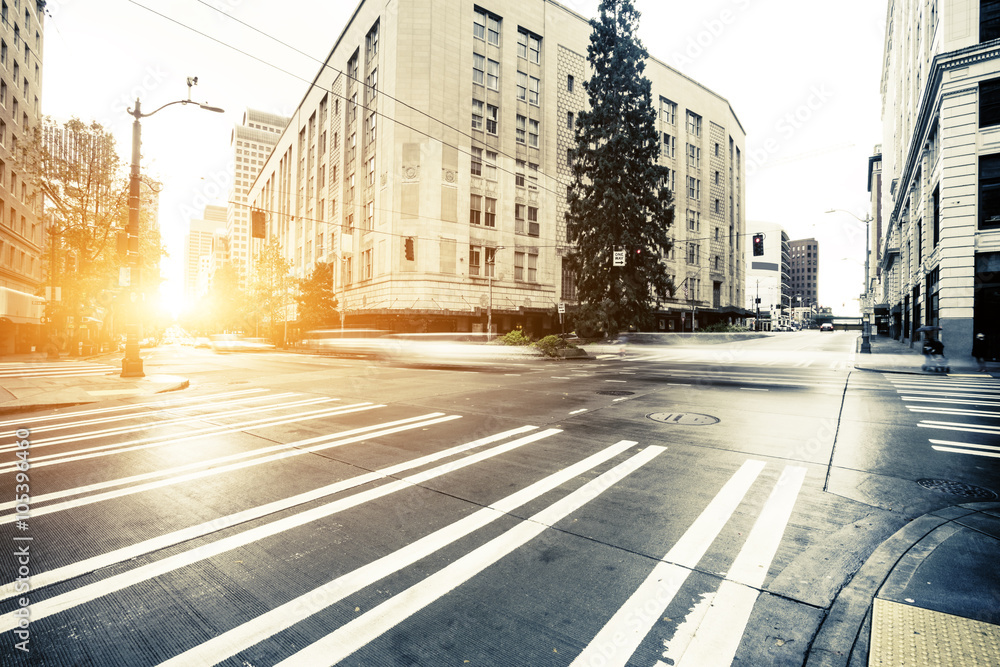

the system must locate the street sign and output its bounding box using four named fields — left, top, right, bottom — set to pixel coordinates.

left=613, top=250, right=625, bottom=266
left=32, top=300, right=45, bottom=305
left=557, top=303, right=566, bottom=314
left=119, top=267, right=131, bottom=287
